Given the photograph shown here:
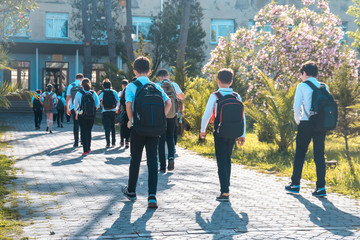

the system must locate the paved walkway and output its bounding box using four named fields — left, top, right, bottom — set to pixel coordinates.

left=1, top=113, right=360, bottom=239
